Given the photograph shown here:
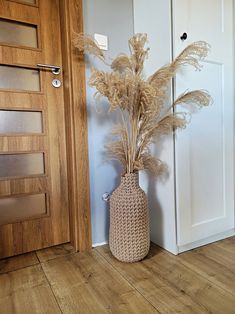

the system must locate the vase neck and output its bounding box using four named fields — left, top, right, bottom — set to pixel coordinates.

left=121, top=173, right=139, bottom=191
